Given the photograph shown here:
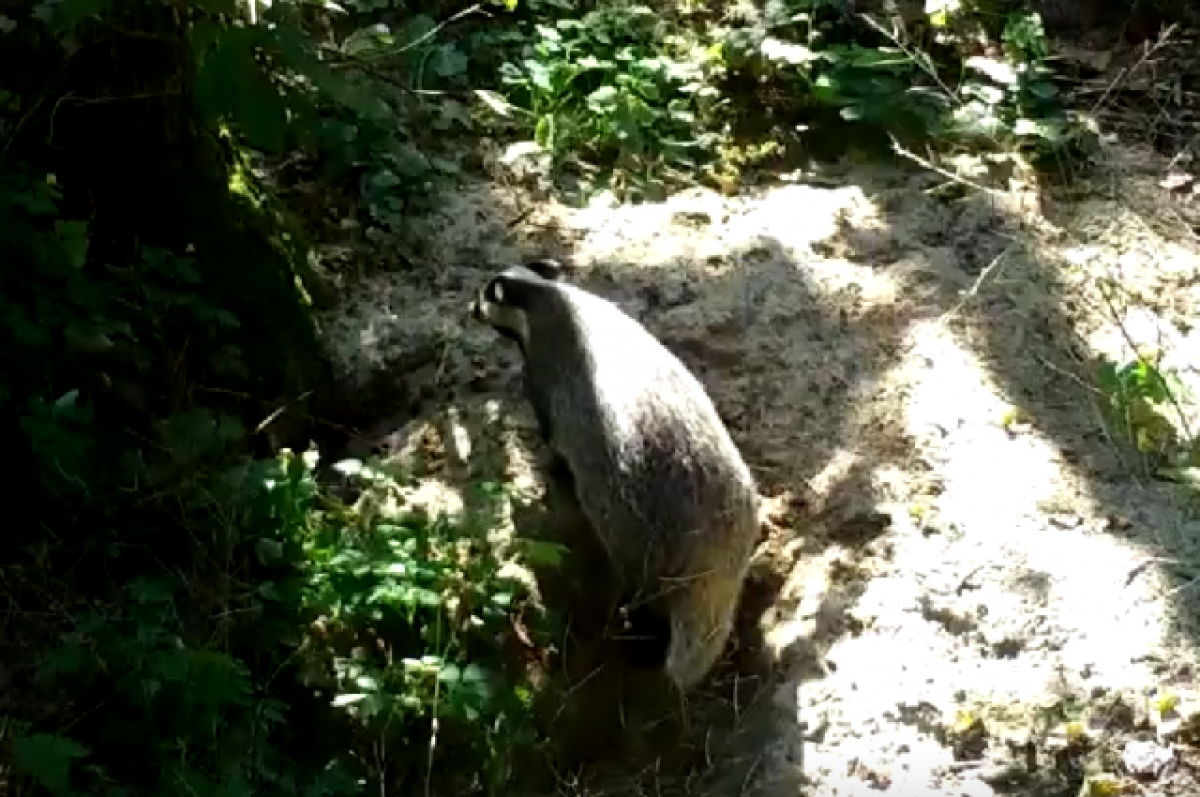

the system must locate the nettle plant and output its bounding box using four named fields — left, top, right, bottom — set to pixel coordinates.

left=498, top=2, right=723, bottom=190
left=943, top=9, right=1079, bottom=156
left=285, top=449, right=564, bottom=793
